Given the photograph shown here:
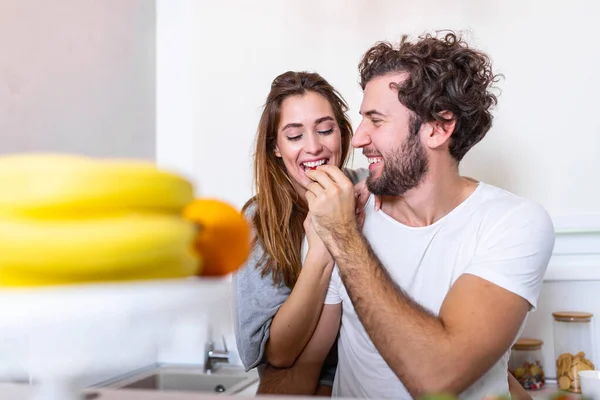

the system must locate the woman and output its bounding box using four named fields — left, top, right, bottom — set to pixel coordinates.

left=233, top=70, right=531, bottom=400
left=233, top=70, right=364, bottom=396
